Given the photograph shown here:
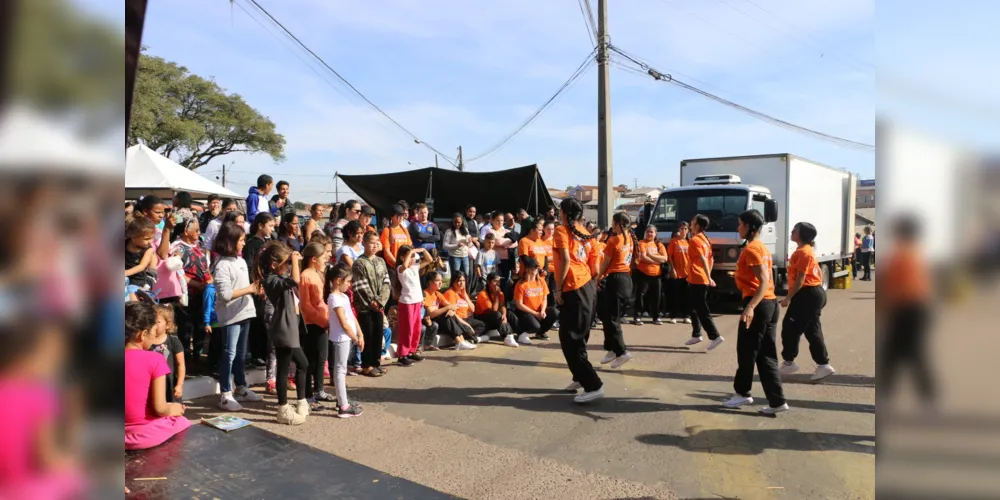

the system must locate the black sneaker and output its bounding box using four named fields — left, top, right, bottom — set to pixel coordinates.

left=398, top=356, right=413, bottom=366
left=535, top=332, right=550, bottom=341
left=408, top=353, right=424, bottom=362
left=337, top=403, right=364, bottom=419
